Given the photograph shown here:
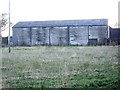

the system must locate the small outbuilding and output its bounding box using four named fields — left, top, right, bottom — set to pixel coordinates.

left=109, top=28, right=120, bottom=45
left=12, top=19, right=108, bottom=46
